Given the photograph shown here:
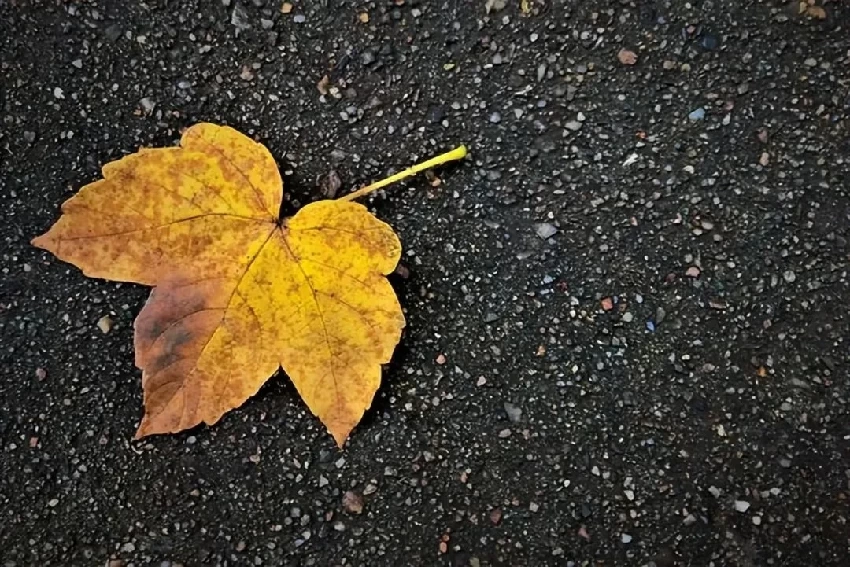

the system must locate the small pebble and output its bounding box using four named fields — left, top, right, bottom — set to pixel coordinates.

left=734, top=500, right=750, bottom=513
left=617, top=48, right=638, bottom=65
left=699, top=33, right=719, bottom=50
left=535, top=223, right=557, bottom=239
left=342, top=491, right=364, bottom=514
left=503, top=402, right=522, bottom=423
left=688, top=108, right=705, bottom=121
left=485, top=0, right=507, bottom=12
